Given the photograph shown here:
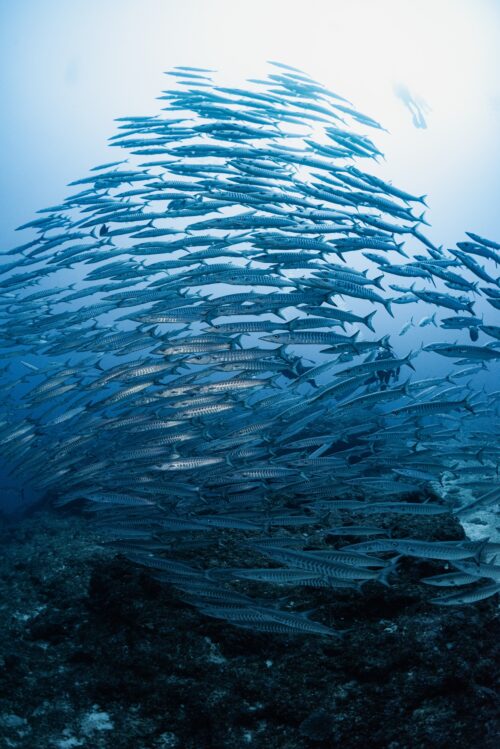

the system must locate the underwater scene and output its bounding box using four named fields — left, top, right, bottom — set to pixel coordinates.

left=0, top=2, right=499, bottom=748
